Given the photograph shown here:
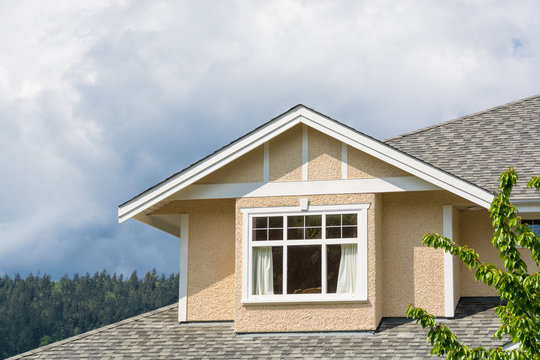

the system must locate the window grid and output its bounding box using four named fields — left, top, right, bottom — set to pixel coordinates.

left=249, top=212, right=359, bottom=297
